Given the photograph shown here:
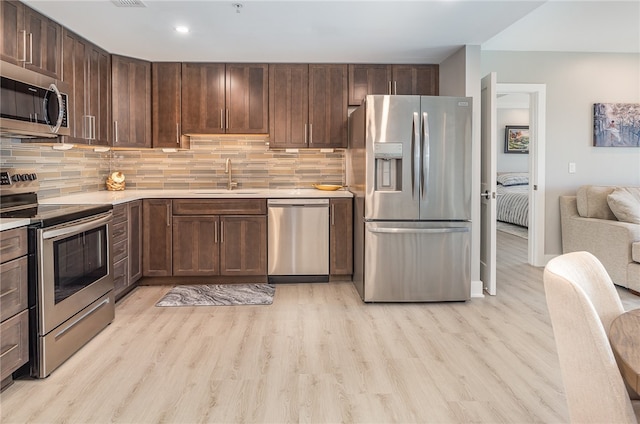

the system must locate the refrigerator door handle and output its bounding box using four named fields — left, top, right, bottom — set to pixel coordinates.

left=412, top=112, right=420, bottom=199
left=368, top=227, right=469, bottom=235
left=422, top=112, right=429, bottom=198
